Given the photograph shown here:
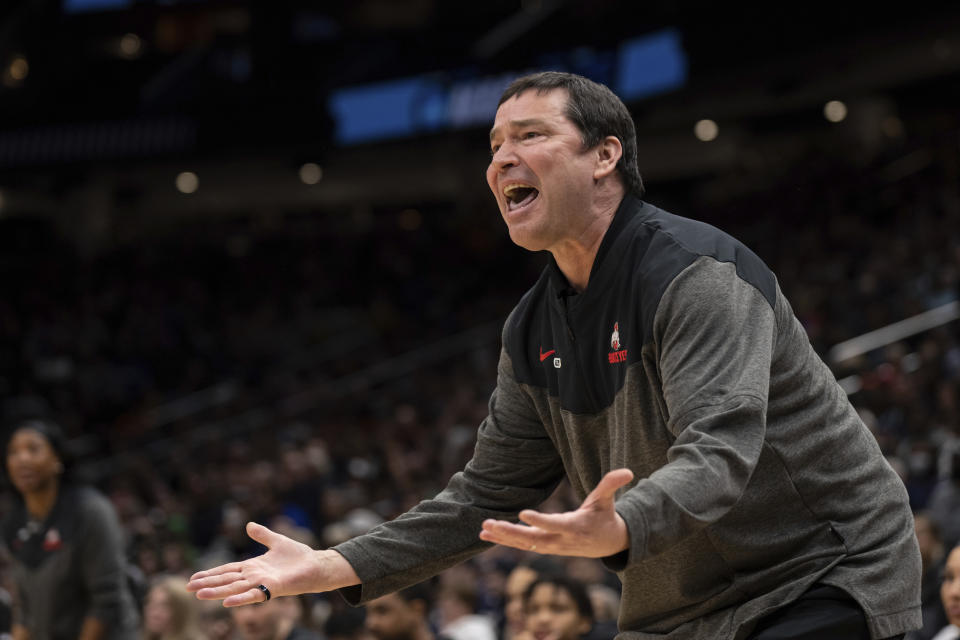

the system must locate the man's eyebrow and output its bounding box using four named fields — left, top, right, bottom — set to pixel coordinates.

left=489, top=118, right=549, bottom=142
